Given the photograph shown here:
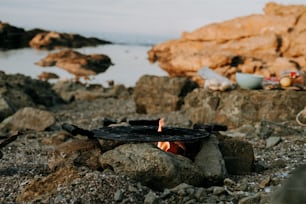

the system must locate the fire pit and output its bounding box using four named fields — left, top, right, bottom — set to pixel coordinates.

left=62, top=120, right=227, bottom=157
left=61, top=122, right=218, bottom=142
